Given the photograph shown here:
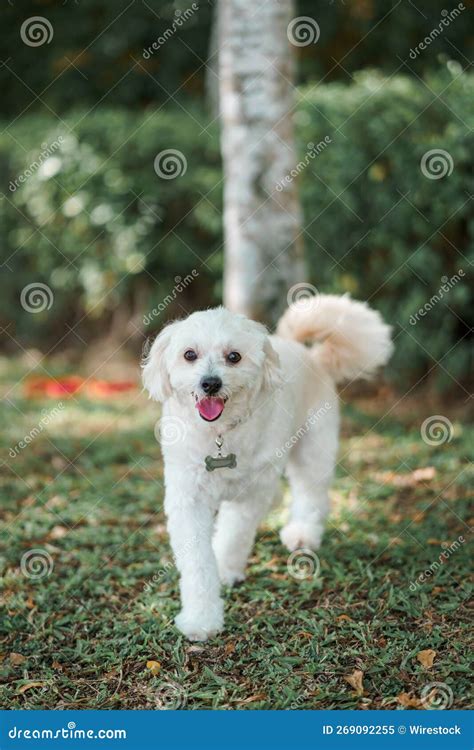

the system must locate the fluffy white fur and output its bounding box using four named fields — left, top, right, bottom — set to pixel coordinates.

left=142, top=294, right=393, bottom=641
